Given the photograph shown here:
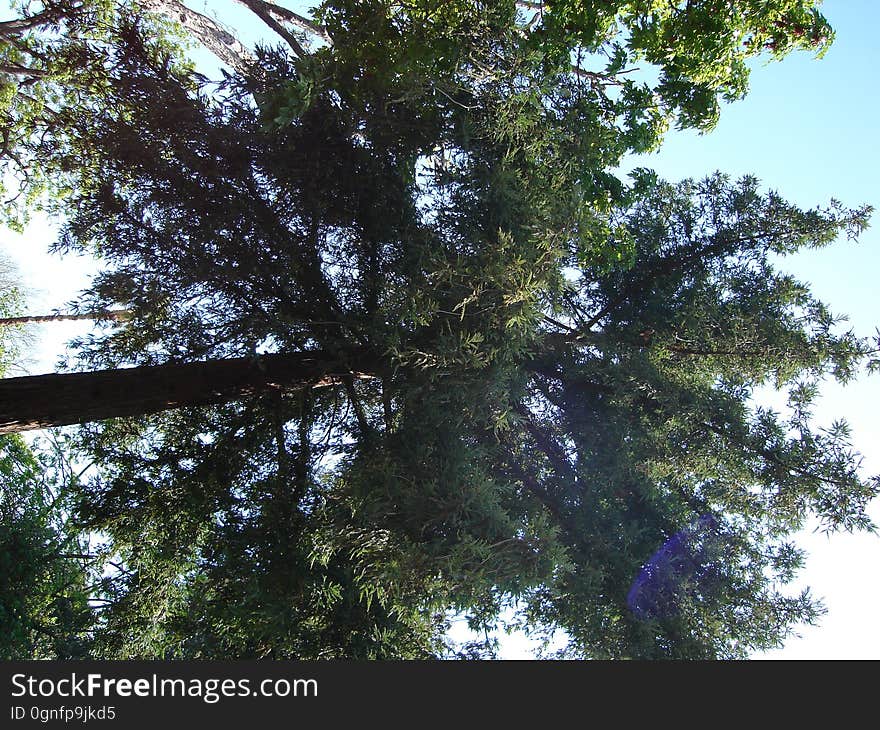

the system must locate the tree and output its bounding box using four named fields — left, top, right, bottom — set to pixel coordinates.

left=1, top=1, right=876, bottom=659
left=0, top=433, right=96, bottom=658
left=0, top=265, right=95, bottom=658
